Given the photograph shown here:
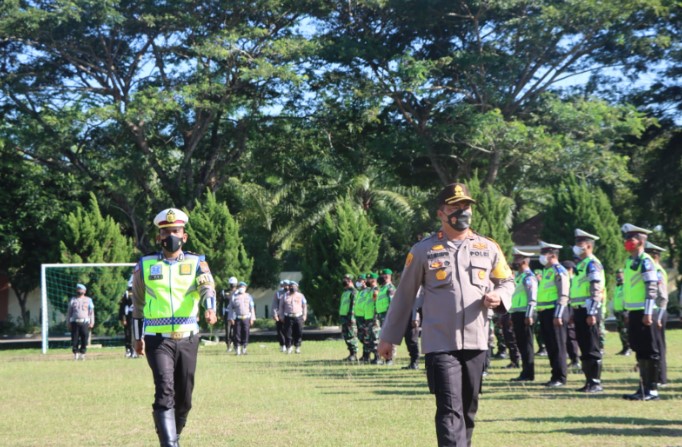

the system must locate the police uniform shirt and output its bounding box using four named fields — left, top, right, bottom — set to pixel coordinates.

left=271, top=288, right=286, bottom=318
left=68, top=295, right=95, bottom=324
left=514, top=269, right=537, bottom=317
left=381, top=230, right=514, bottom=353
left=279, top=292, right=308, bottom=320
left=229, top=292, right=256, bottom=321
left=131, top=251, right=216, bottom=319
left=653, top=261, right=669, bottom=311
